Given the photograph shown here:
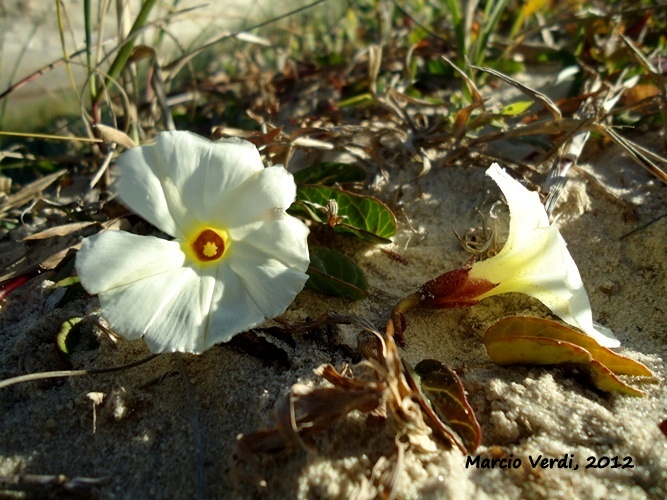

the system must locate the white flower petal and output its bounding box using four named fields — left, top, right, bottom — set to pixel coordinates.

left=216, top=165, right=297, bottom=229
left=227, top=244, right=309, bottom=318
left=95, top=266, right=203, bottom=348
left=114, top=145, right=183, bottom=238
left=486, top=162, right=548, bottom=256
left=115, top=132, right=263, bottom=236
left=204, top=265, right=272, bottom=348
left=469, top=163, right=620, bottom=348
left=94, top=263, right=269, bottom=354
left=76, top=231, right=185, bottom=294
left=159, top=133, right=264, bottom=224
left=78, top=131, right=311, bottom=354
left=230, top=217, right=310, bottom=271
